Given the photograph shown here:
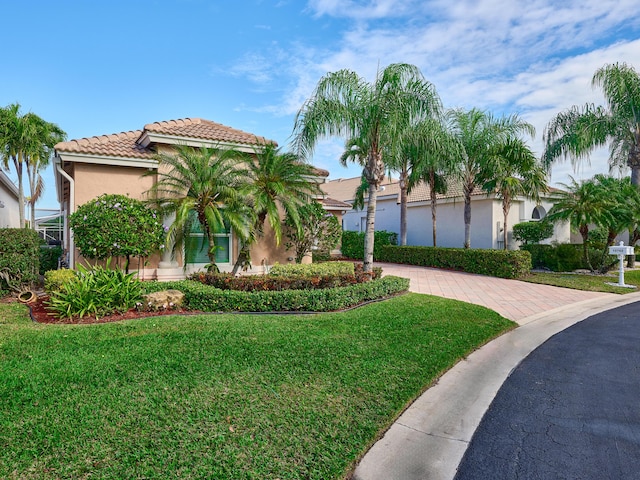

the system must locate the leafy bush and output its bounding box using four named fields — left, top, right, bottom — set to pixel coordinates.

left=44, top=269, right=77, bottom=294
left=512, top=221, right=554, bottom=244
left=378, top=245, right=531, bottom=279
left=522, top=243, right=615, bottom=272
left=46, top=263, right=142, bottom=319
left=143, top=276, right=409, bottom=312
left=269, top=262, right=355, bottom=277
left=0, top=228, right=42, bottom=293
left=39, top=245, right=63, bottom=275
left=284, top=201, right=342, bottom=263
left=69, top=194, right=165, bottom=271
left=341, top=230, right=398, bottom=260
